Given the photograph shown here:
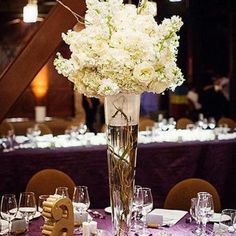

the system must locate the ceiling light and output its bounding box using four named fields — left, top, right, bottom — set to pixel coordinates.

left=23, top=0, right=38, bottom=23
left=169, top=0, right=182, bottom=2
